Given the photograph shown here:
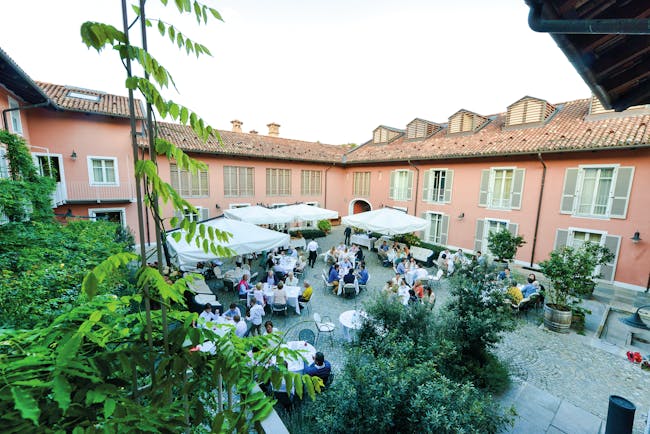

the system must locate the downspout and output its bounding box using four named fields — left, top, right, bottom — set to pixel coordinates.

left=529, top=152, right=546, bottom=268
left=324, top=163, right=336, bottom=210
left=407, top=159, right=420, bottom=216
left=2, top=102, right=50, bottom=131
